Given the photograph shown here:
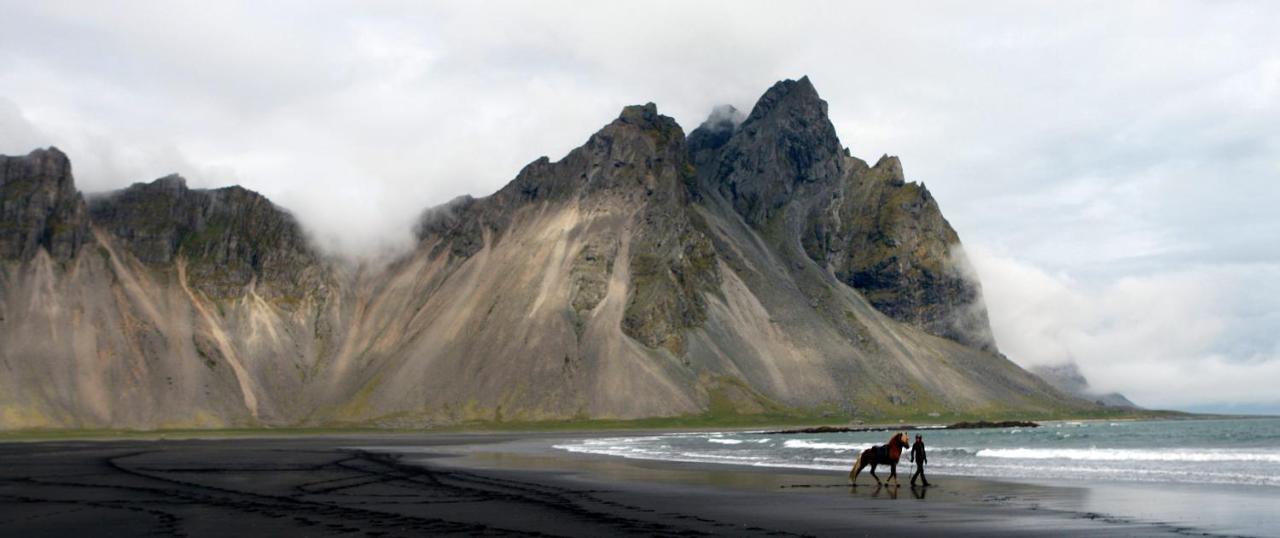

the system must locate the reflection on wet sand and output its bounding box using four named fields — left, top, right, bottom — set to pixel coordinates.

left=869, top=483, right=901, bottom=499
